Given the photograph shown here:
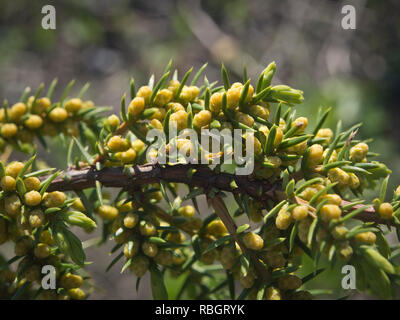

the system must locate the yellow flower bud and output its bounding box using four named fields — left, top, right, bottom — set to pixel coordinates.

left=34, top=243, right=51, bottom=259
left=81, top=100, right=94, bottom=109
left=139, top=220, right=156, bottom=236
left=316, top=128, right=333, bottom=144
left=337, top=242, right=353, bottom=262
left=275, top=209, right=292, bottom=230
left=97, top=205, right=119, bottom=220
left=123, top=241, right=140, bottom=259
left=107, top=114, right=120, bottom=129
left=170, top=110, right=188, bottom=131
left=210, top=92, right=223, bottom=114
left=166, top=102, right=185, bottom=113
left=32, top=97, right=51, bottom=114
left=123, top=213, right=139, bottom=229
left=274, top=127, right=284, bottom=147
left=320, top=204, right=342, bottom=222
left=323, top=193, right=342, bottom=205
left=131, top=139, right=145, bottom=153
left=149, top=119, right=162, bottom=130
left=5, top=162, right=24, bottom=178
left=142, top=242, right=158, bottom=258
left=262, top=250, right=286, bottom=268
left=287, top=140, right=308, bottom=155
left=128, top=97, right=145, bottom=117
left=67, top=288, right=85, bottom=300
left=355, top=231, right=376, bottom=244
left=136, top=86, right=152, bottom=105
left=167, top=80, right=180, bottom=96
left=226, top=87, right=241, bottom=110
left=348, top=173, right=360, bottom=189
left=243, top=132, right=262, bottom=157
left=350, top=143, right=369, bottom=162
left=29, top=209, right=45, bottom=228
left=149, top=108, right=166, bottom=121
left=107, top=135, right=130, bottom=152
left=265, top=287, right=282, bottom=300
left=64, top=98, right=82, bottom=113
left=243, top=232, right=264, bottom=251
left=154, top=89, right=173, bottom=107
left=307, top=144, right=324, bottom=166
left=4, top=194, right=21, bottom=216
left=179, top=86, right=192, bottom=103
left=39, top=230, right=56, bottom=245
left=292, top=117, right=308, bottom=132
left=178, top=205, right=195, bottom=217
left=61, top=273, right=83, bottom=289
left=193, top=110, right=212, bottom=129
left=24, top=190, right=42, bottom=206
left=323, top=149, right=337, bottom=163
left=331, top=225, right=348, bottom=240
left=249, top=104, right=269, bottom=120
left=117, top=148, right=136, bottom=163
left=327, top=168, right=350, bottom=187
left=188, top=86, right=200, bottom=100
left=292, top=205, right=308, bottom=220
left=24, top=115, right=43, bottom=130
left=43, top=191, right=66, bottom=207
left=235, top=112, right=254, bottom=127
left=166, top=231, right=186, bottom=244
left=130, top=255, right=149, bottom=277
left=1, top=175, right=16, bottom=191
left=1, top=123, right=18, bottom=138
left=206, top=220, right=227, bottom=237
left=378, top=202, right=393, bottom=220
left=49, top=107, right=68, bottom=122
left=10, top=102, right=27, bottom=121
